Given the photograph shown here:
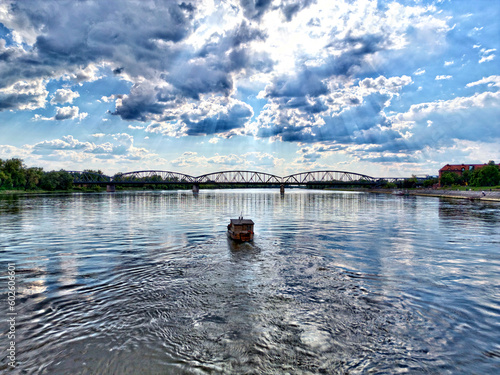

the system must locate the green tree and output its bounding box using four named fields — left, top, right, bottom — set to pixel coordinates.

left=57, top=170, right=74, bottom=190
left=423, top=177, right=439, bottom=188
left=402, top=175, right=418, bottom=188
left=40, top=171, right=59, bottom=191
left=2, top=158, right=26, bottom=188
left=440, top=171, right=460, bottom=187
left=470, top=161, right=500, bottom=187
left=0, top=170, right=13, bottom=189
left=40, top=170, right=73, bottom=191
left=25, top=167, right=43, bottom=190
